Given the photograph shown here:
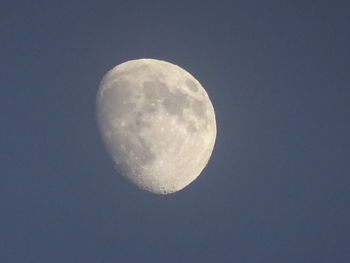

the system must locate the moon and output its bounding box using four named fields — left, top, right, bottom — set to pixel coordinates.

left=96, top=59, right=216, bottom=194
